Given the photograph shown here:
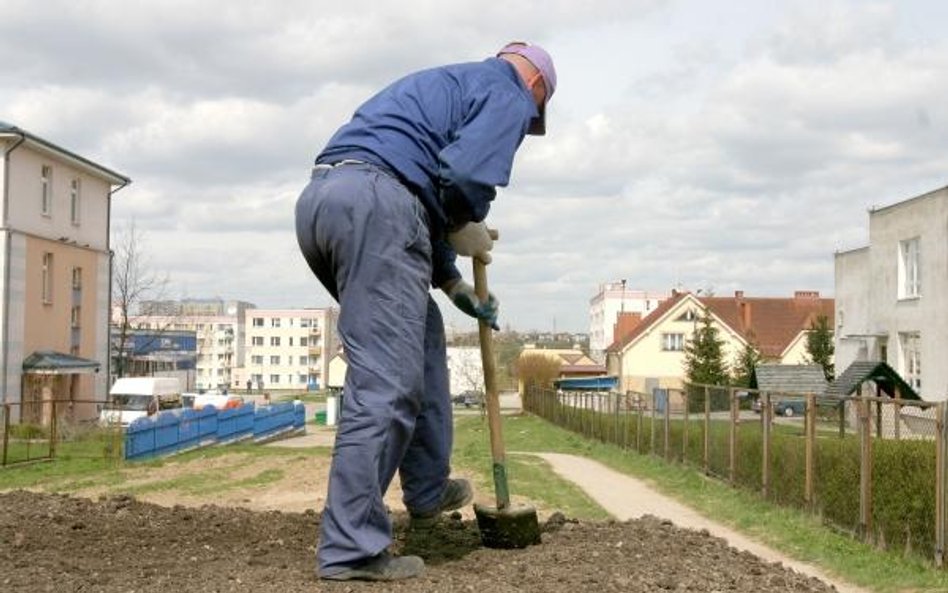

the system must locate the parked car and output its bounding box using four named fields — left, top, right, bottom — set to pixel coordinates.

left=452, top=390, right=484, bottom=408
left=752, top=396, right=807, bottom=417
